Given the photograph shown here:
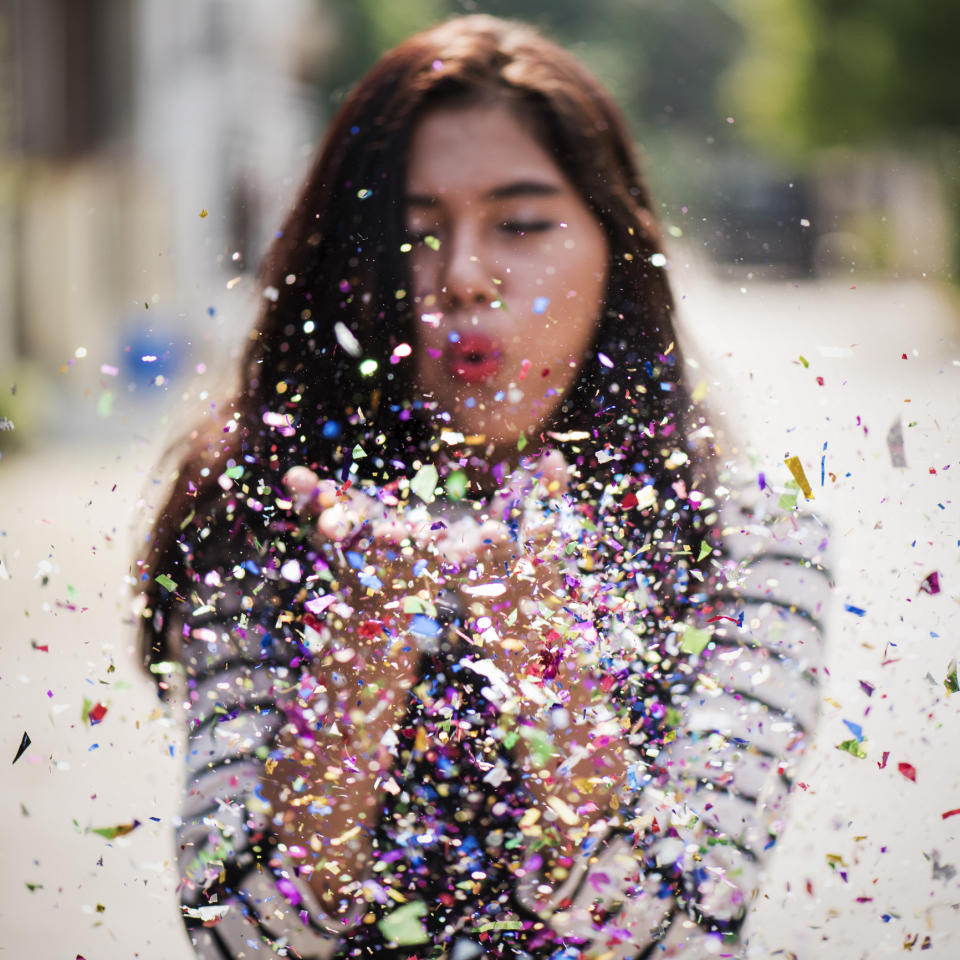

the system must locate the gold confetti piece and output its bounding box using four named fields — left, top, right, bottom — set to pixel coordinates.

left=330, top=824, right=361, bottom=847
left=545, top=795, right=580, bottom=825
left=518, top=807, right=541, bottom=829
left=199, top=209, right=209, bottom=218
left=784, top=455, right=814, bottom=499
